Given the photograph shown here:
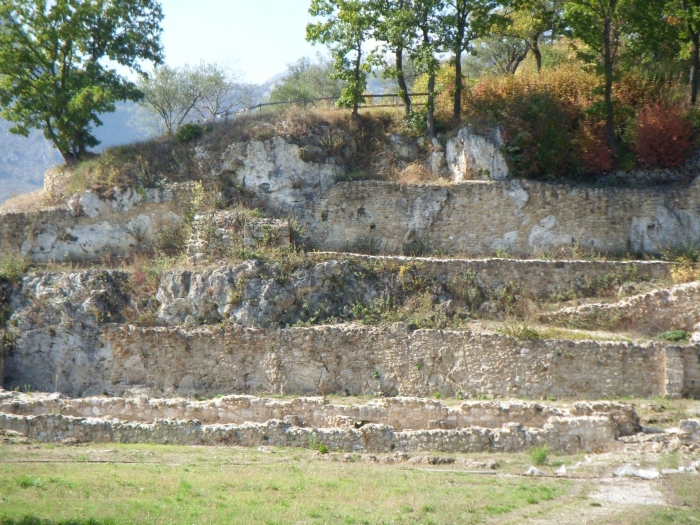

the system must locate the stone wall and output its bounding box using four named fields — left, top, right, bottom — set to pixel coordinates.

left=153, top=256, right=671, bottom=328
left=187, top=212, right=290, bottom=263
left=0, top=185, right=191, bottom=262
left=300, top=178, right=700, bottom=256
left=680, top=347, right=700, bottom=397
left=4, top=323, right=685, bottom=400
left=0, top=412, right=619, bottom=454
left=0, top=393, right=638, bottom=433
